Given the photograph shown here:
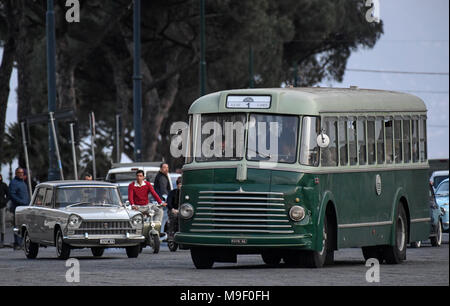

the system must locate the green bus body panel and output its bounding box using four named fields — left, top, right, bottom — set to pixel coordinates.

left=175, top=167, right=430, bottom=252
